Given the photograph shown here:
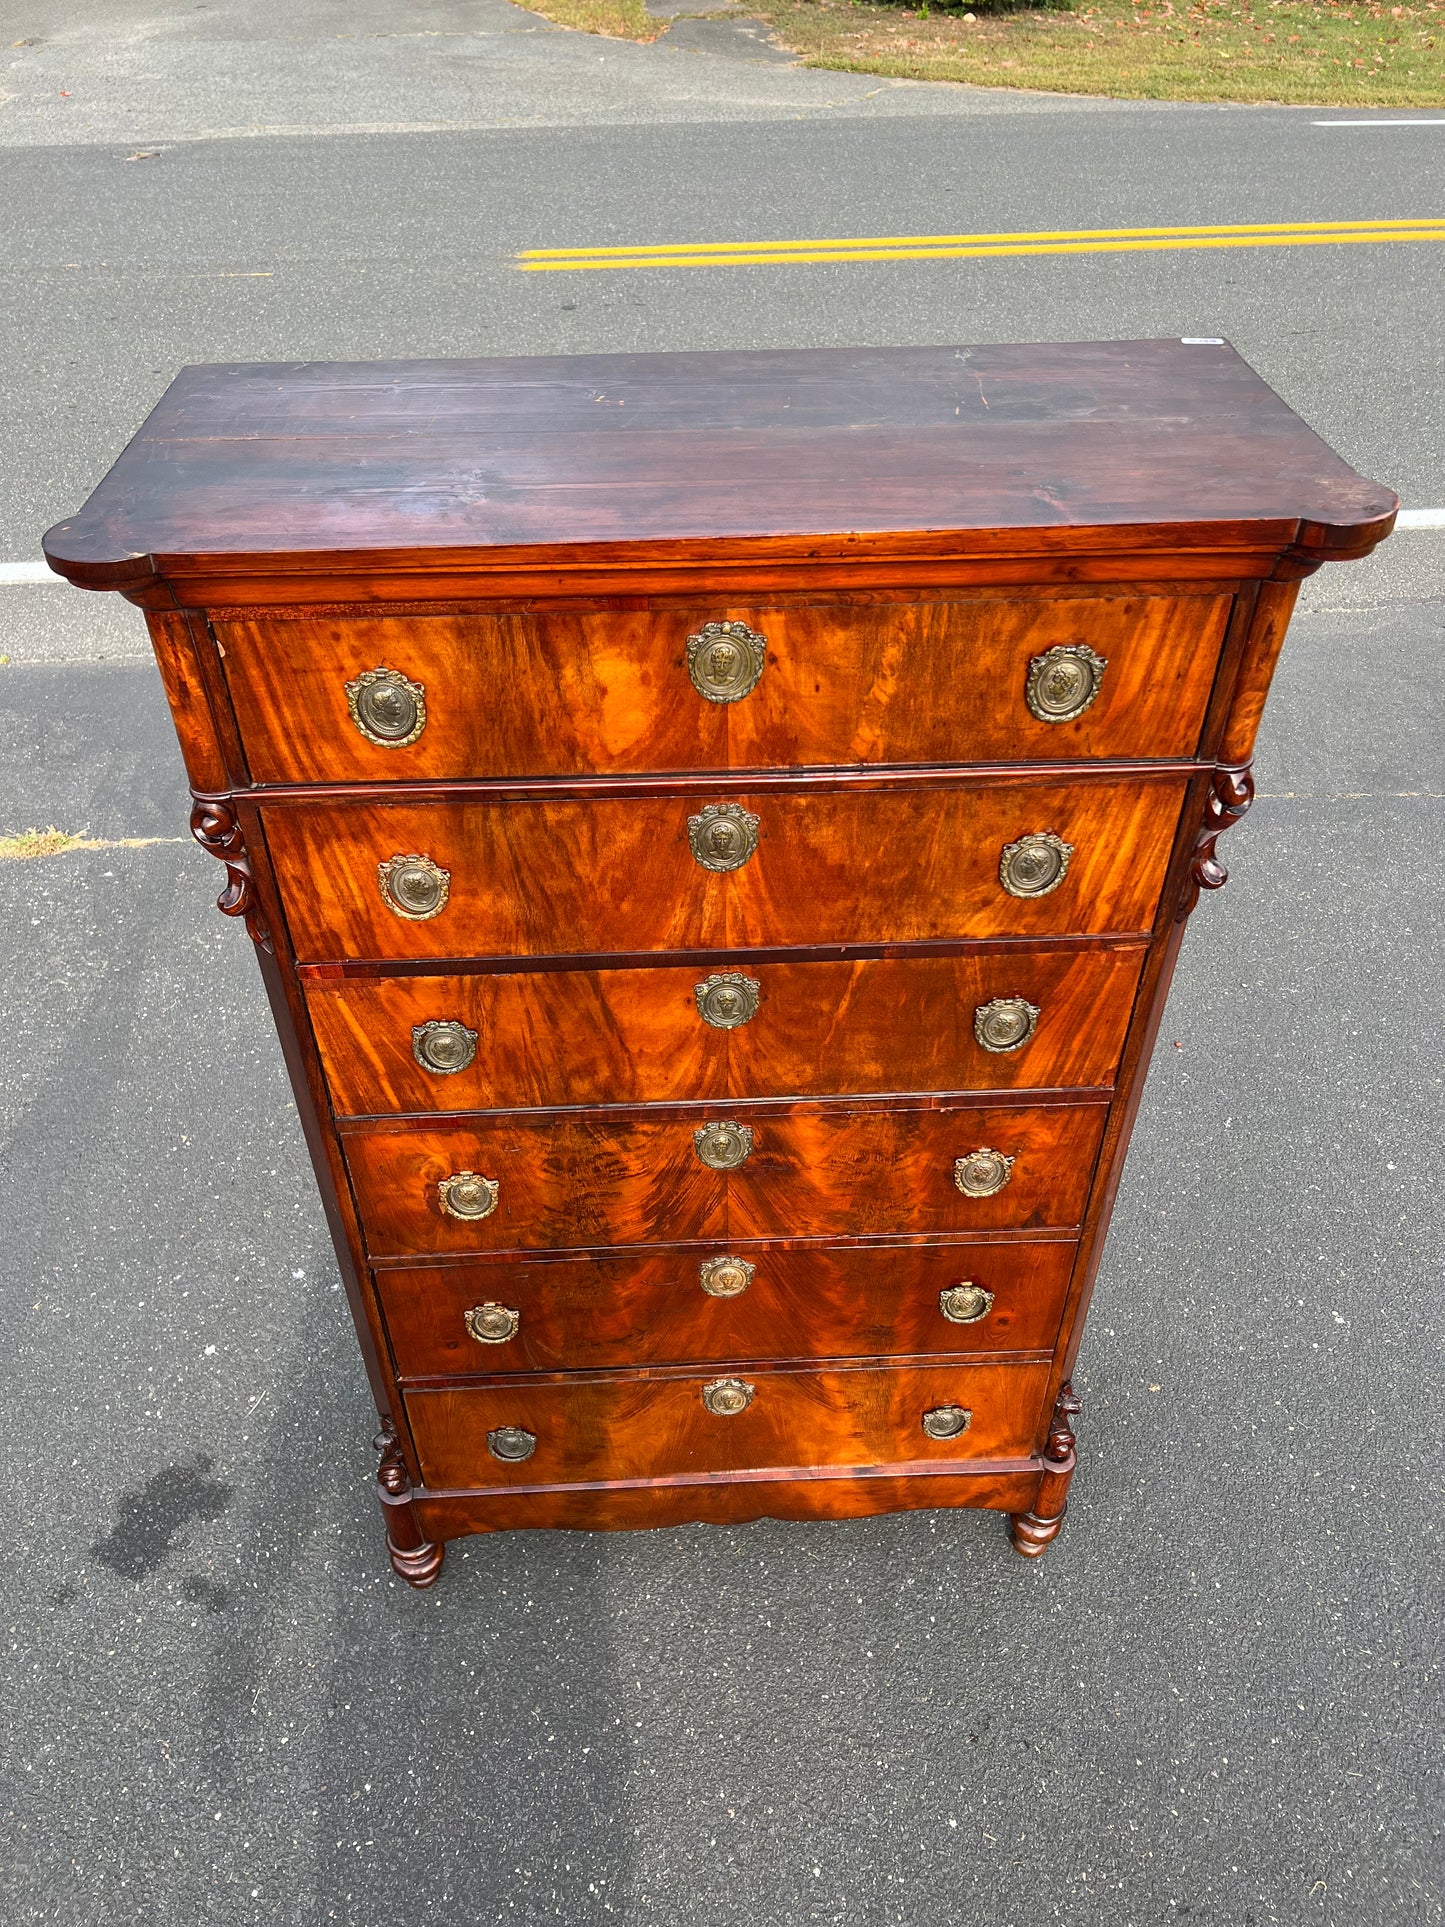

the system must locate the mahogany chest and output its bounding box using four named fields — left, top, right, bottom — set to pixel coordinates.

left=45, top=342, right=1395, bottom=1587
